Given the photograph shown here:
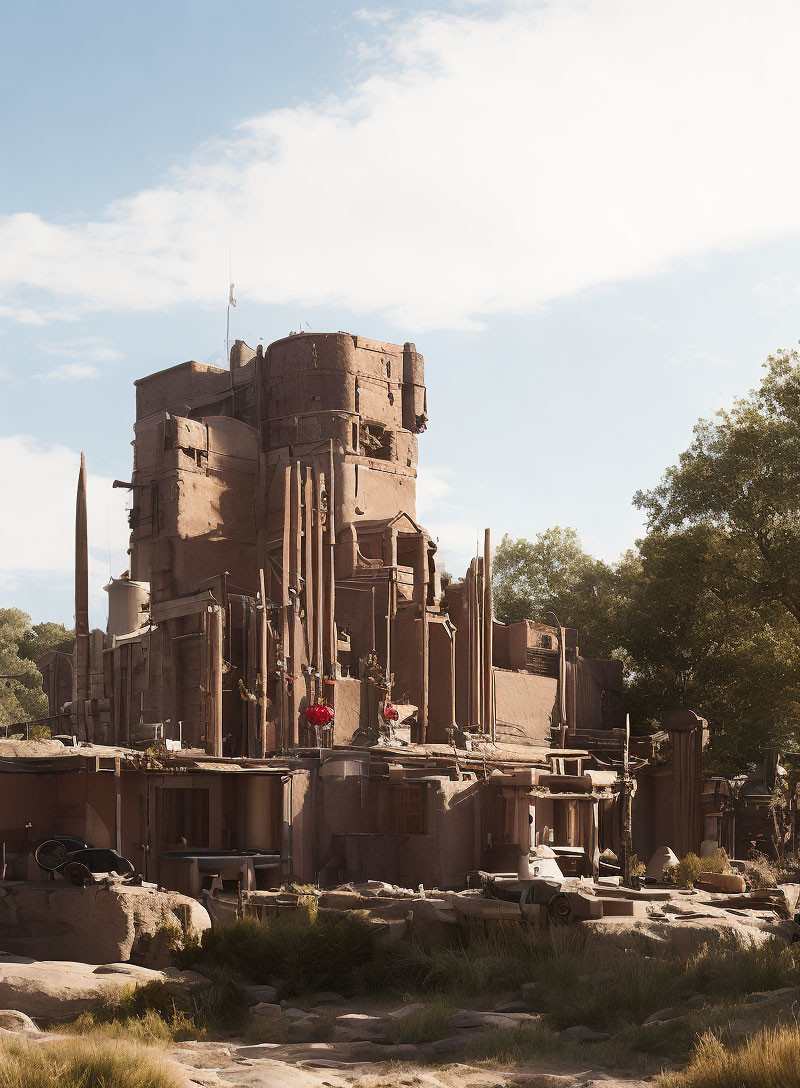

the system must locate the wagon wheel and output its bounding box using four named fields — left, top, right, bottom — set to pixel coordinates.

left=546, top=892, right=574, bottom=926
left=62, top=861, right=93, bottom=887
left=34, top=839, right=71, bottom=873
